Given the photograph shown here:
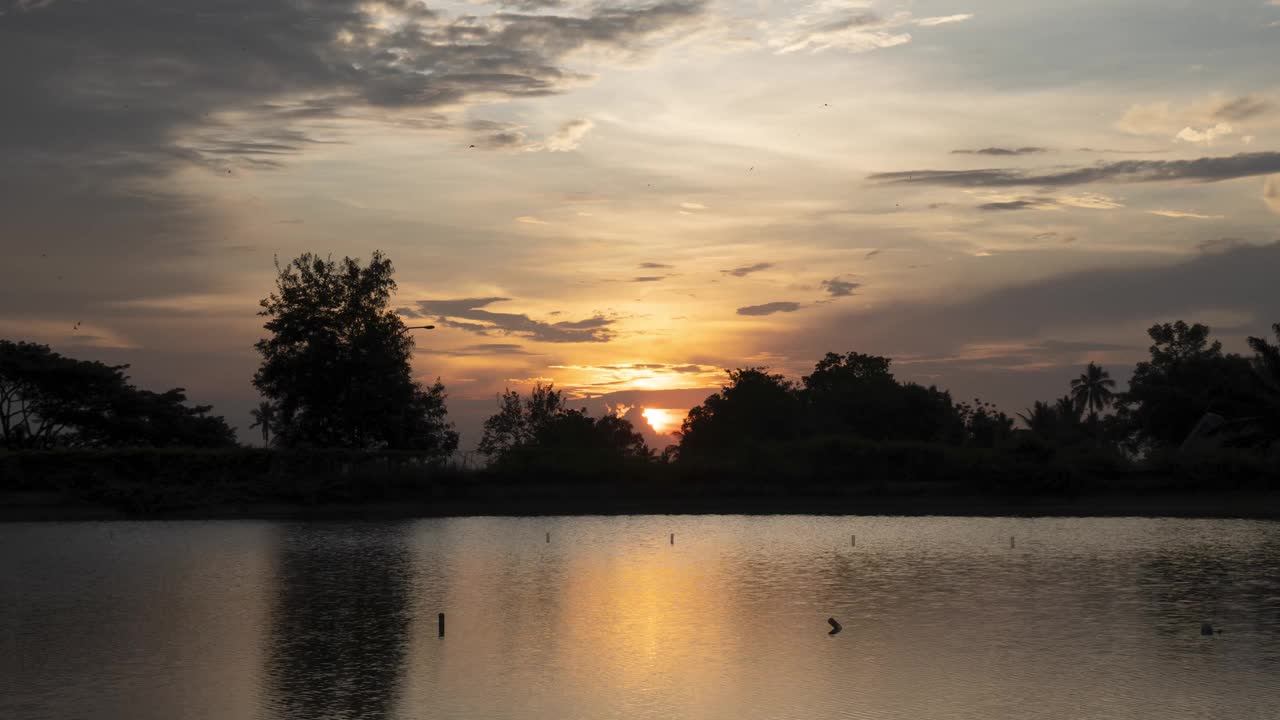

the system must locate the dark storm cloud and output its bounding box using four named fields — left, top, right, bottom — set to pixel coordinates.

left=869, top=152, right=1280, bottom=188
left=951, top=147, right=1048, bottom=156
left=414, top=297, right=616, bottom=342
left=0, top=0, right=708, bottom=316
left=820, top=278, right=860, bottom=297
left=737, top=301, right=802, bottom=316
left=722, top=262, right=774, bottom=277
